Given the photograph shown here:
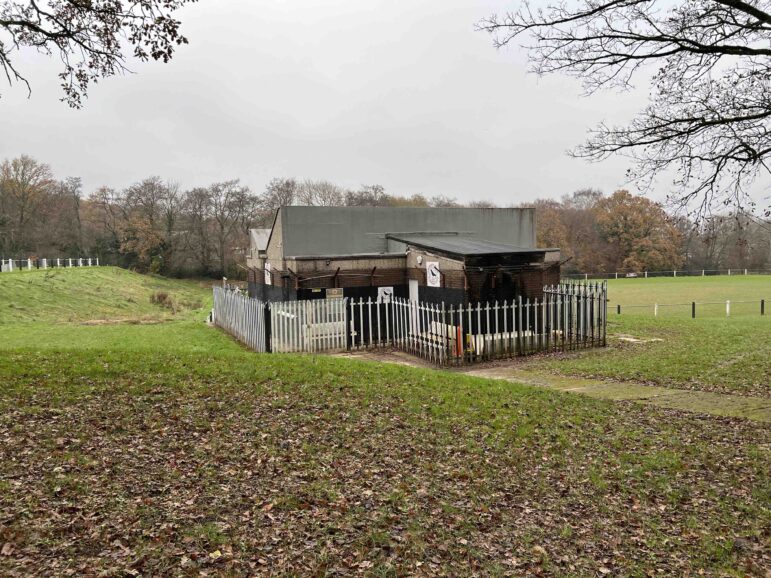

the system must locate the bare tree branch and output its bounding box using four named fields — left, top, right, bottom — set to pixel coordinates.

left=0, top=0, right=195, bottom=107
left=479, top=0, right=771, bottom=218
